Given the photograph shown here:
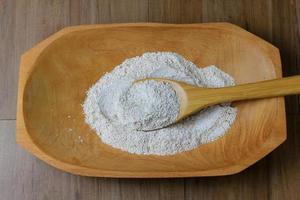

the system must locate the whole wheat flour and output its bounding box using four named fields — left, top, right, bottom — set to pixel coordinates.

left=83, top=52, right=237, bottom=155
